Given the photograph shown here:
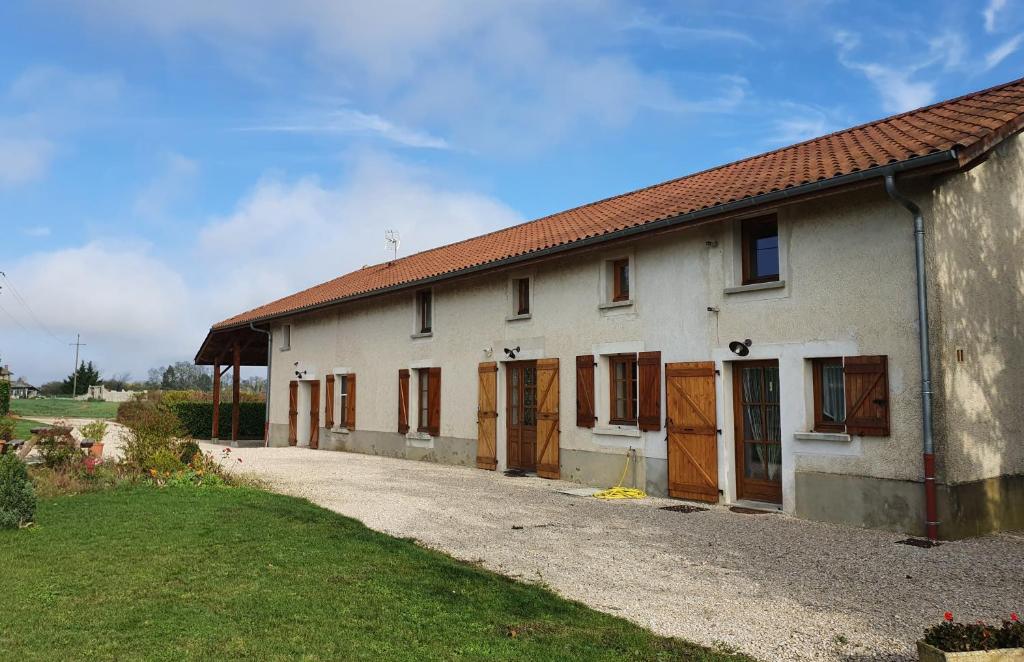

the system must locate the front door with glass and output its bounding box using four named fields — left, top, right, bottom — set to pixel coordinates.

left=506, top=361, right=538, bottom=471
left=733, top=360, right=782, bottom=504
